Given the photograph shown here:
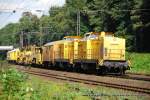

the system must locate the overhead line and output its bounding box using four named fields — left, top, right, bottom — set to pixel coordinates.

left=1, top=8, right=150, bottom=14
left=0, top=12, right=14, bottom=28
left=0, top=0, right=25, bottom=28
